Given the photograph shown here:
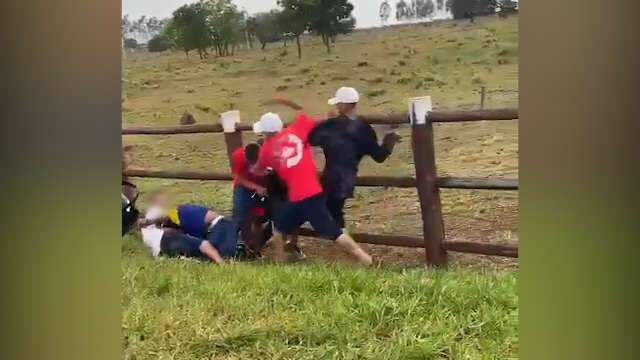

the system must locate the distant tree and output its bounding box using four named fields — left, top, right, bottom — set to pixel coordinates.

left=397, top=0, right=435, bottom=21
left=131, top=16, right=150, bottom=43
left=248, top=10, right=283, bottom=50
left=205, top=0, right=245, bottom=56
left=307, top=0, right=355, bottom=54
left=147, top=35, right=170, bottom=52
left=334, top=15, right=356, bottom=42
left=414, top=0, right=435, bottom=18
left=448, top=0, right=496, bottom=20
left=121, top=16, right=133, bottom=55
left=123, top=38, right=138, bottom=49
left=158, top=19, right=179, bottom=49
left=172, top=2, right=212, bottom=59
left=145, top=17, right=167, bottom=39
left=277, top=0, right=309, bottom=59
left=396, top=0, right=414, bottom=20
left=380, top=1, right=392, bottom=25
